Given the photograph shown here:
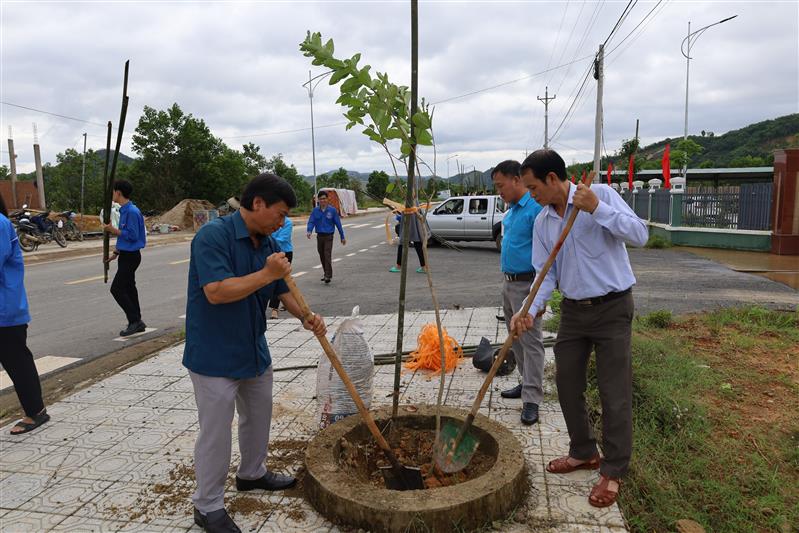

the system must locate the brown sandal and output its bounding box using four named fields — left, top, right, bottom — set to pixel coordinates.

left=546, top=453, right=600, bottom=474
left=589, top=474, right=621, bottom=508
